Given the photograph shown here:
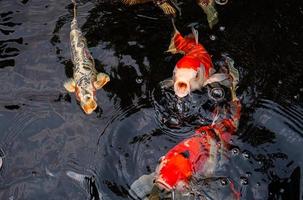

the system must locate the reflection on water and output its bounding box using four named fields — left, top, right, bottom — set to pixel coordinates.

left=0, top=9, right=22, bottom=68
left=0, top=0, right=302, bottom=199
